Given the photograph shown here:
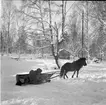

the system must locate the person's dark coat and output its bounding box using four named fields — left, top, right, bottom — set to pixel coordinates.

left=29, top=68, right=42, bottom=84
